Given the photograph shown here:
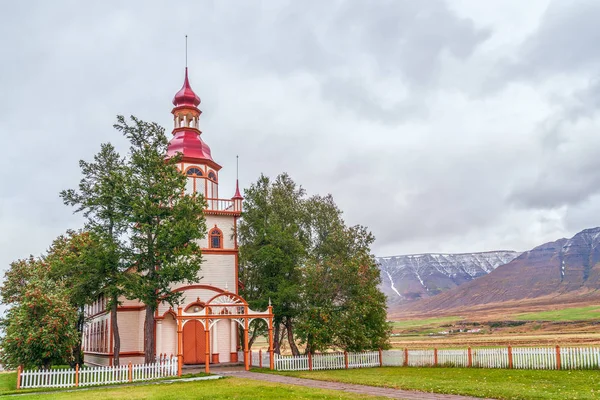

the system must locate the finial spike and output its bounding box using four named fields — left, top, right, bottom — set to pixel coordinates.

left=185, top=35, right=188, bottom=68
left=268, top=297, right=272, bottom=307
left=236, top=155, right=239, bottom=180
